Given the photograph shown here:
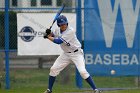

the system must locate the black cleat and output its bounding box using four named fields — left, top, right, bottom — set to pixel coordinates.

left=94, top=89, right=102, bottom=93
left=44, top=89, right=52, bottom=93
